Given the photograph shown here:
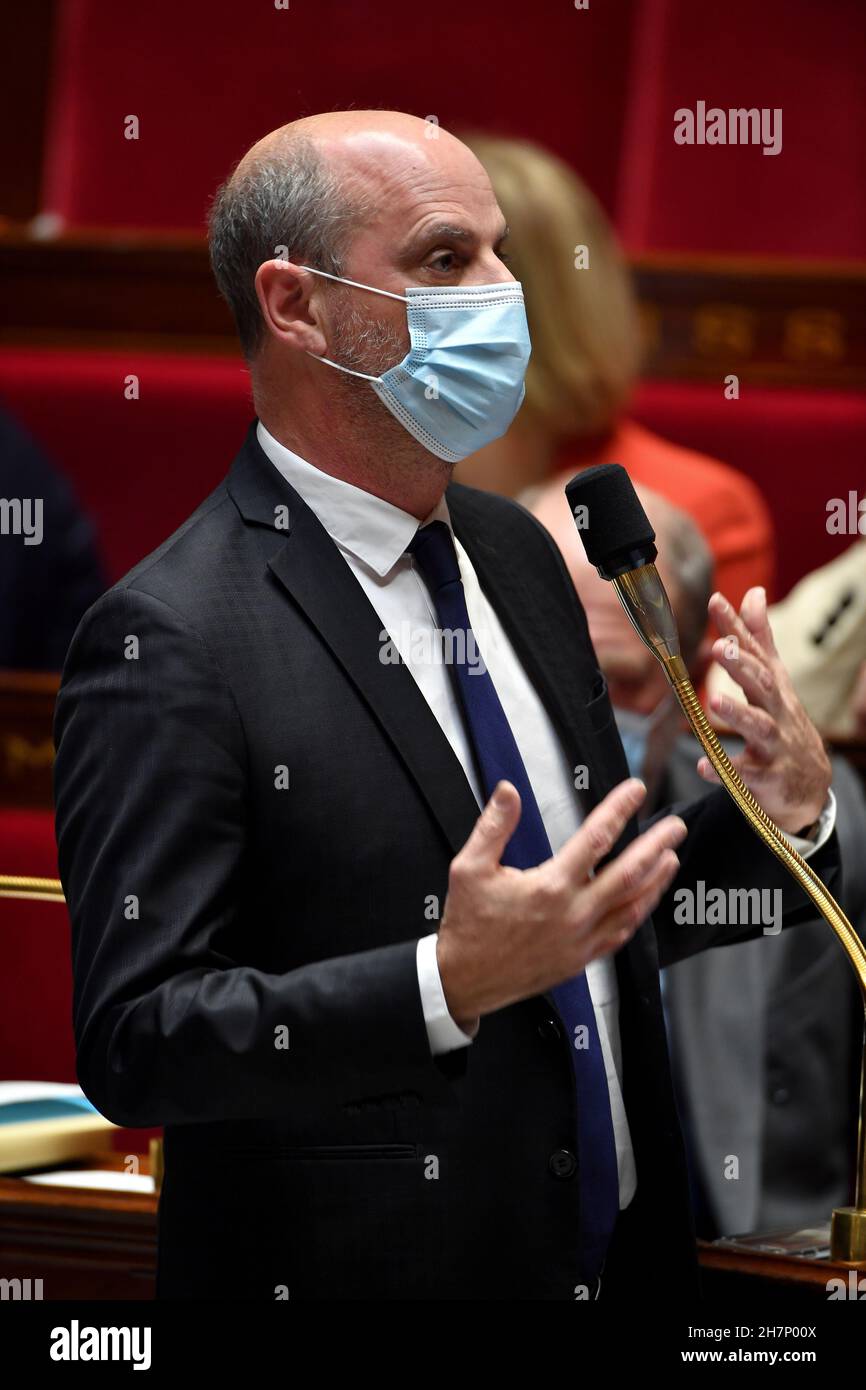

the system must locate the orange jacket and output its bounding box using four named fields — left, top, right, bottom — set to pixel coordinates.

left=546, top=419, right=776, bottom=610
